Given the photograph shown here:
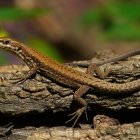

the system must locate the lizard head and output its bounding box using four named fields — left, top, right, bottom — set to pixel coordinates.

left=0, top=37, right=31, bottom=55
left=0, top=37, right=20, bottom=51
left=0, top=37, right=26, bottom=53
